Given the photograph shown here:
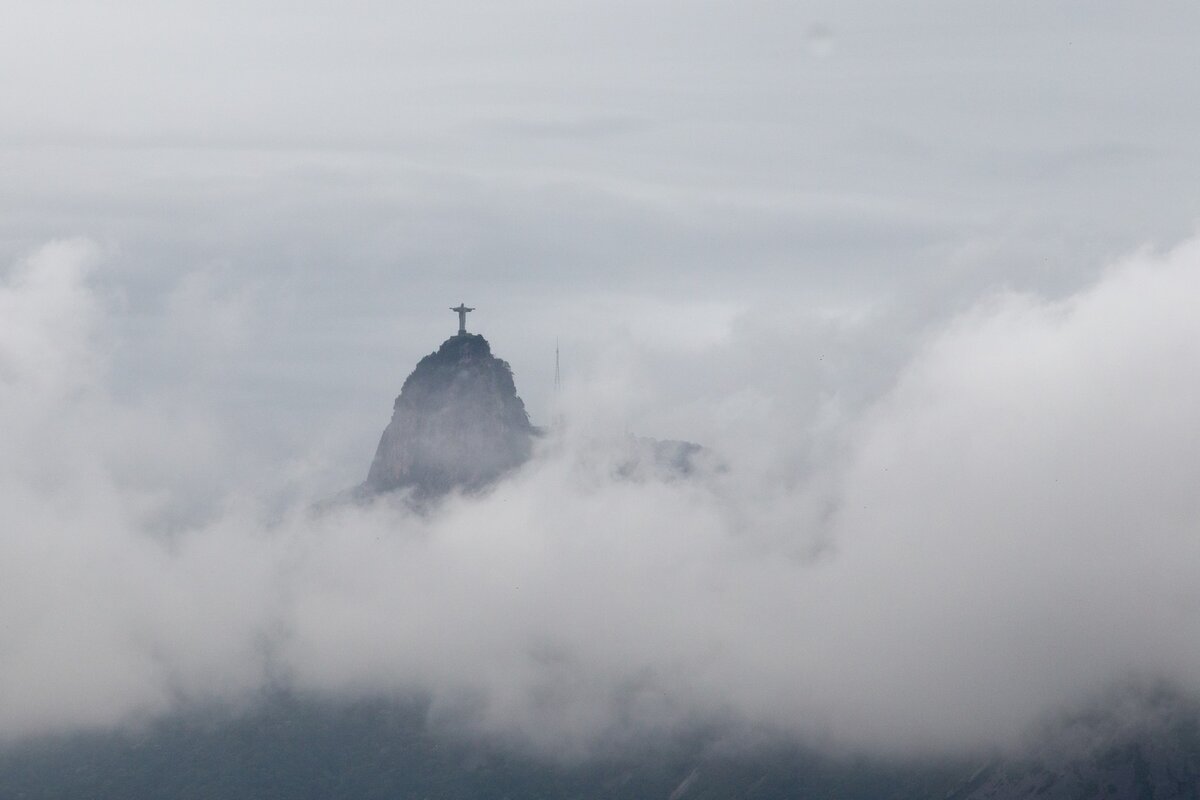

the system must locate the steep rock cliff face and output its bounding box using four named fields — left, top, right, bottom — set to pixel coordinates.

left=364, top=333, right=534, bottom=497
